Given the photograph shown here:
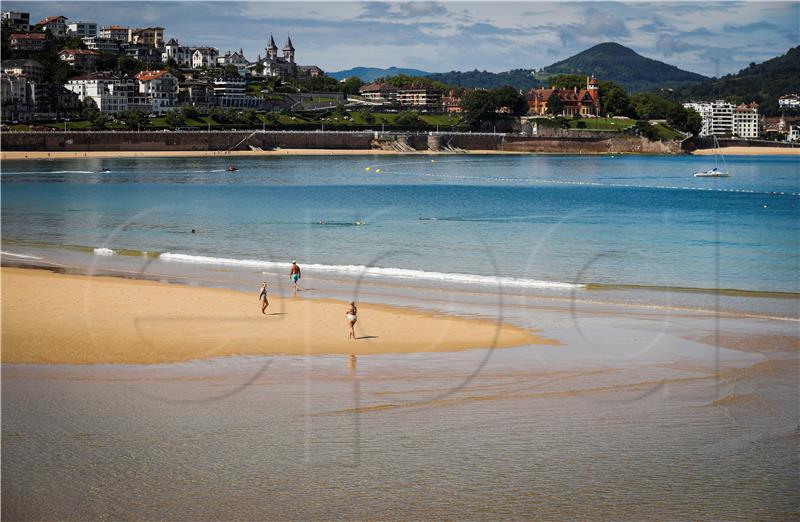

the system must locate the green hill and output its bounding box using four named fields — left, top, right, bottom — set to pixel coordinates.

left=535, top=42, right=708, bottom=92
left=328, top=67, right=431, bottom=82
left=426, top=69, right=541, bottom=90
left=665, top=46, right=799, bottom=116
